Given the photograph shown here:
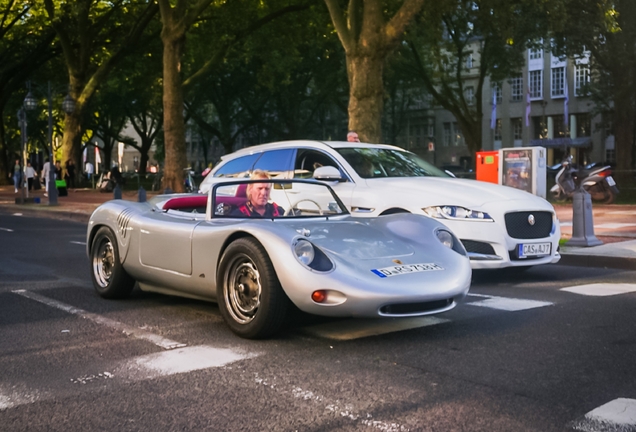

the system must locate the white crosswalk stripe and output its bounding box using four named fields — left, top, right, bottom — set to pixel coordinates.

left=467, top=294, right=553, bottom=311
left=570, top=398, right=636, bottom=431
left=561, top=283, right=636, bottom=297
